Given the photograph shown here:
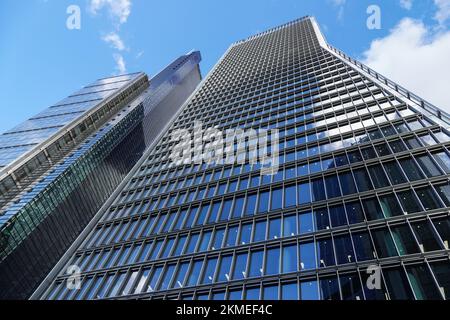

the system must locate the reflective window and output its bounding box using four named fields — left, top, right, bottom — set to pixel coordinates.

left=299, top=211, right=315, bottom=234
left=248, top=250, right=264, bottom=277
left=411, top=221, right=442, bottom=252
left=320, top=277, right=341, bottom=300
left=299, top=242, right=316, bottom=270
left=317, top=238, right=335, bottom=267
left=265, top=247, right=280, bottom=275
left=300, top=280, right=320, bottom=300
left=232, top=253, right=248, bottom=280
left=334, top=234, right=355, bottom=264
